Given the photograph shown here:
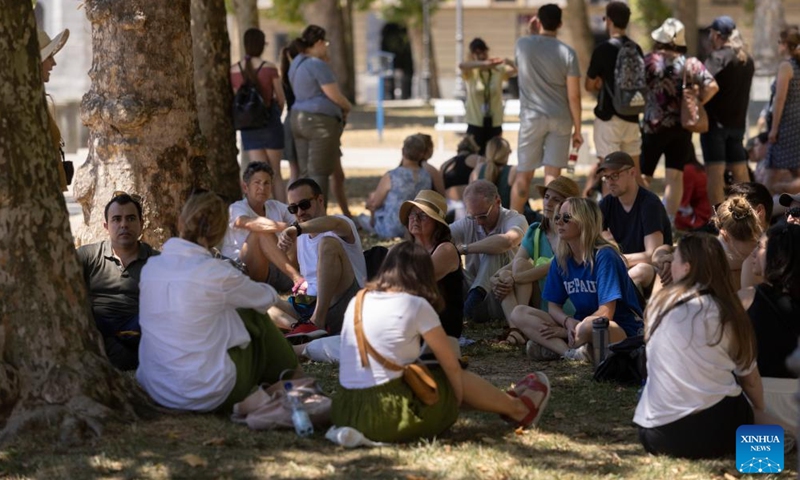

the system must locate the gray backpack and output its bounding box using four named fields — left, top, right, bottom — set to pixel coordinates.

left=603, top=38, right=646, bottom=116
